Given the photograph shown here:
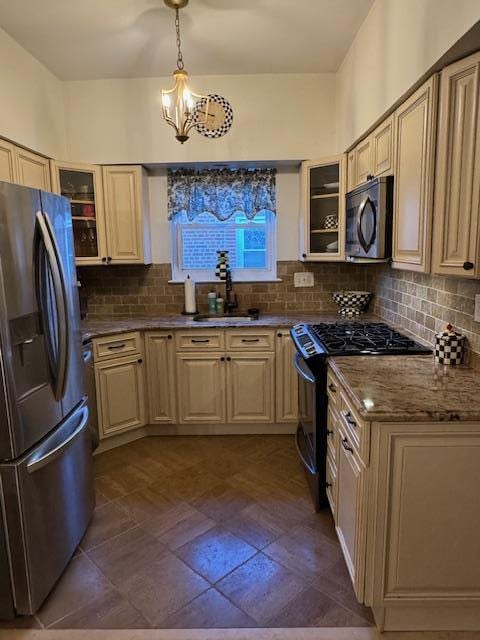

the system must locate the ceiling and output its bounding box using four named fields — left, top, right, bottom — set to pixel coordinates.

left=0, top=0, right=374, bottom=80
